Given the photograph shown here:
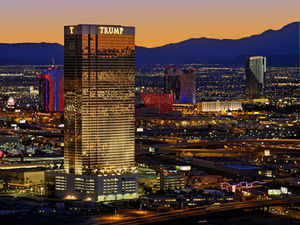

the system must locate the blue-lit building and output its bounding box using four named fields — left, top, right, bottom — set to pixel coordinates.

left=180, top=67, right=196, bottom=105
left=164, top=65, right=196, bottom=105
